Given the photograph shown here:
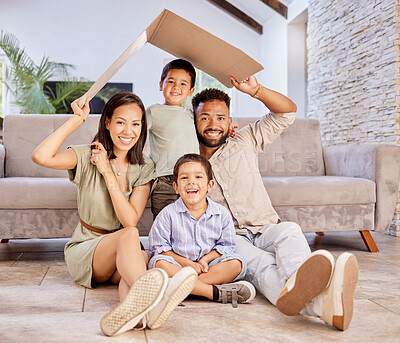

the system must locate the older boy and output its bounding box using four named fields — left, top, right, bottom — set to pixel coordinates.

left=146, top=59, right=199, bottom=217
left=148, top=153, right=256, bottom=307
